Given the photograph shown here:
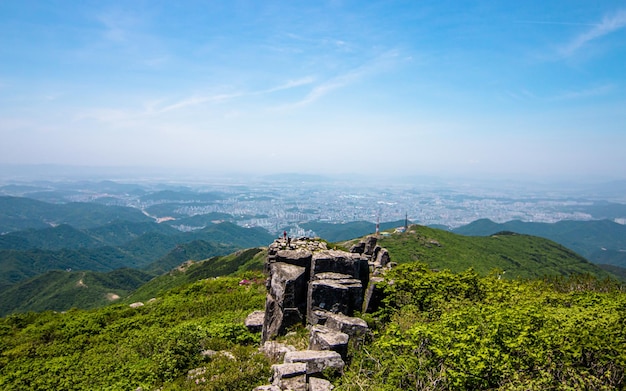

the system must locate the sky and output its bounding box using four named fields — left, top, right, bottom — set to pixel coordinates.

left=1, top=0, right=625, bottom=181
